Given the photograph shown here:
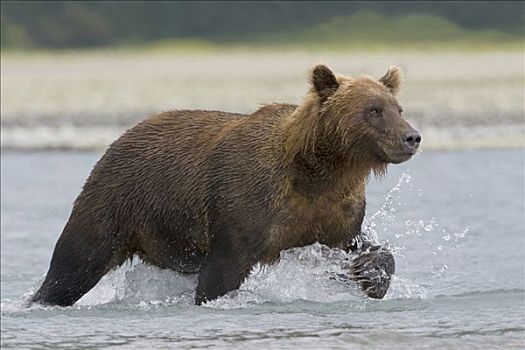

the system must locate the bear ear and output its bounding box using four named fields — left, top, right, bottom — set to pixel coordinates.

left=379, top=65, right=403, bottom=95
left=310, top=64, right=339, bottom=102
